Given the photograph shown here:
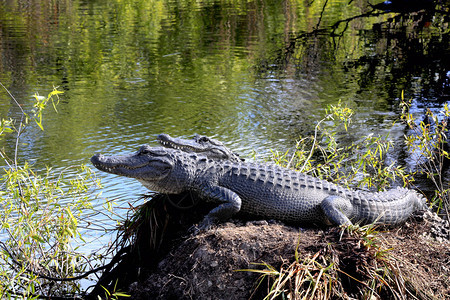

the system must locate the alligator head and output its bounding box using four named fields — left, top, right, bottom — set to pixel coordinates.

left=157, top=133, right=243, bottom=162
left=91, top=146, right=195, bottom=194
